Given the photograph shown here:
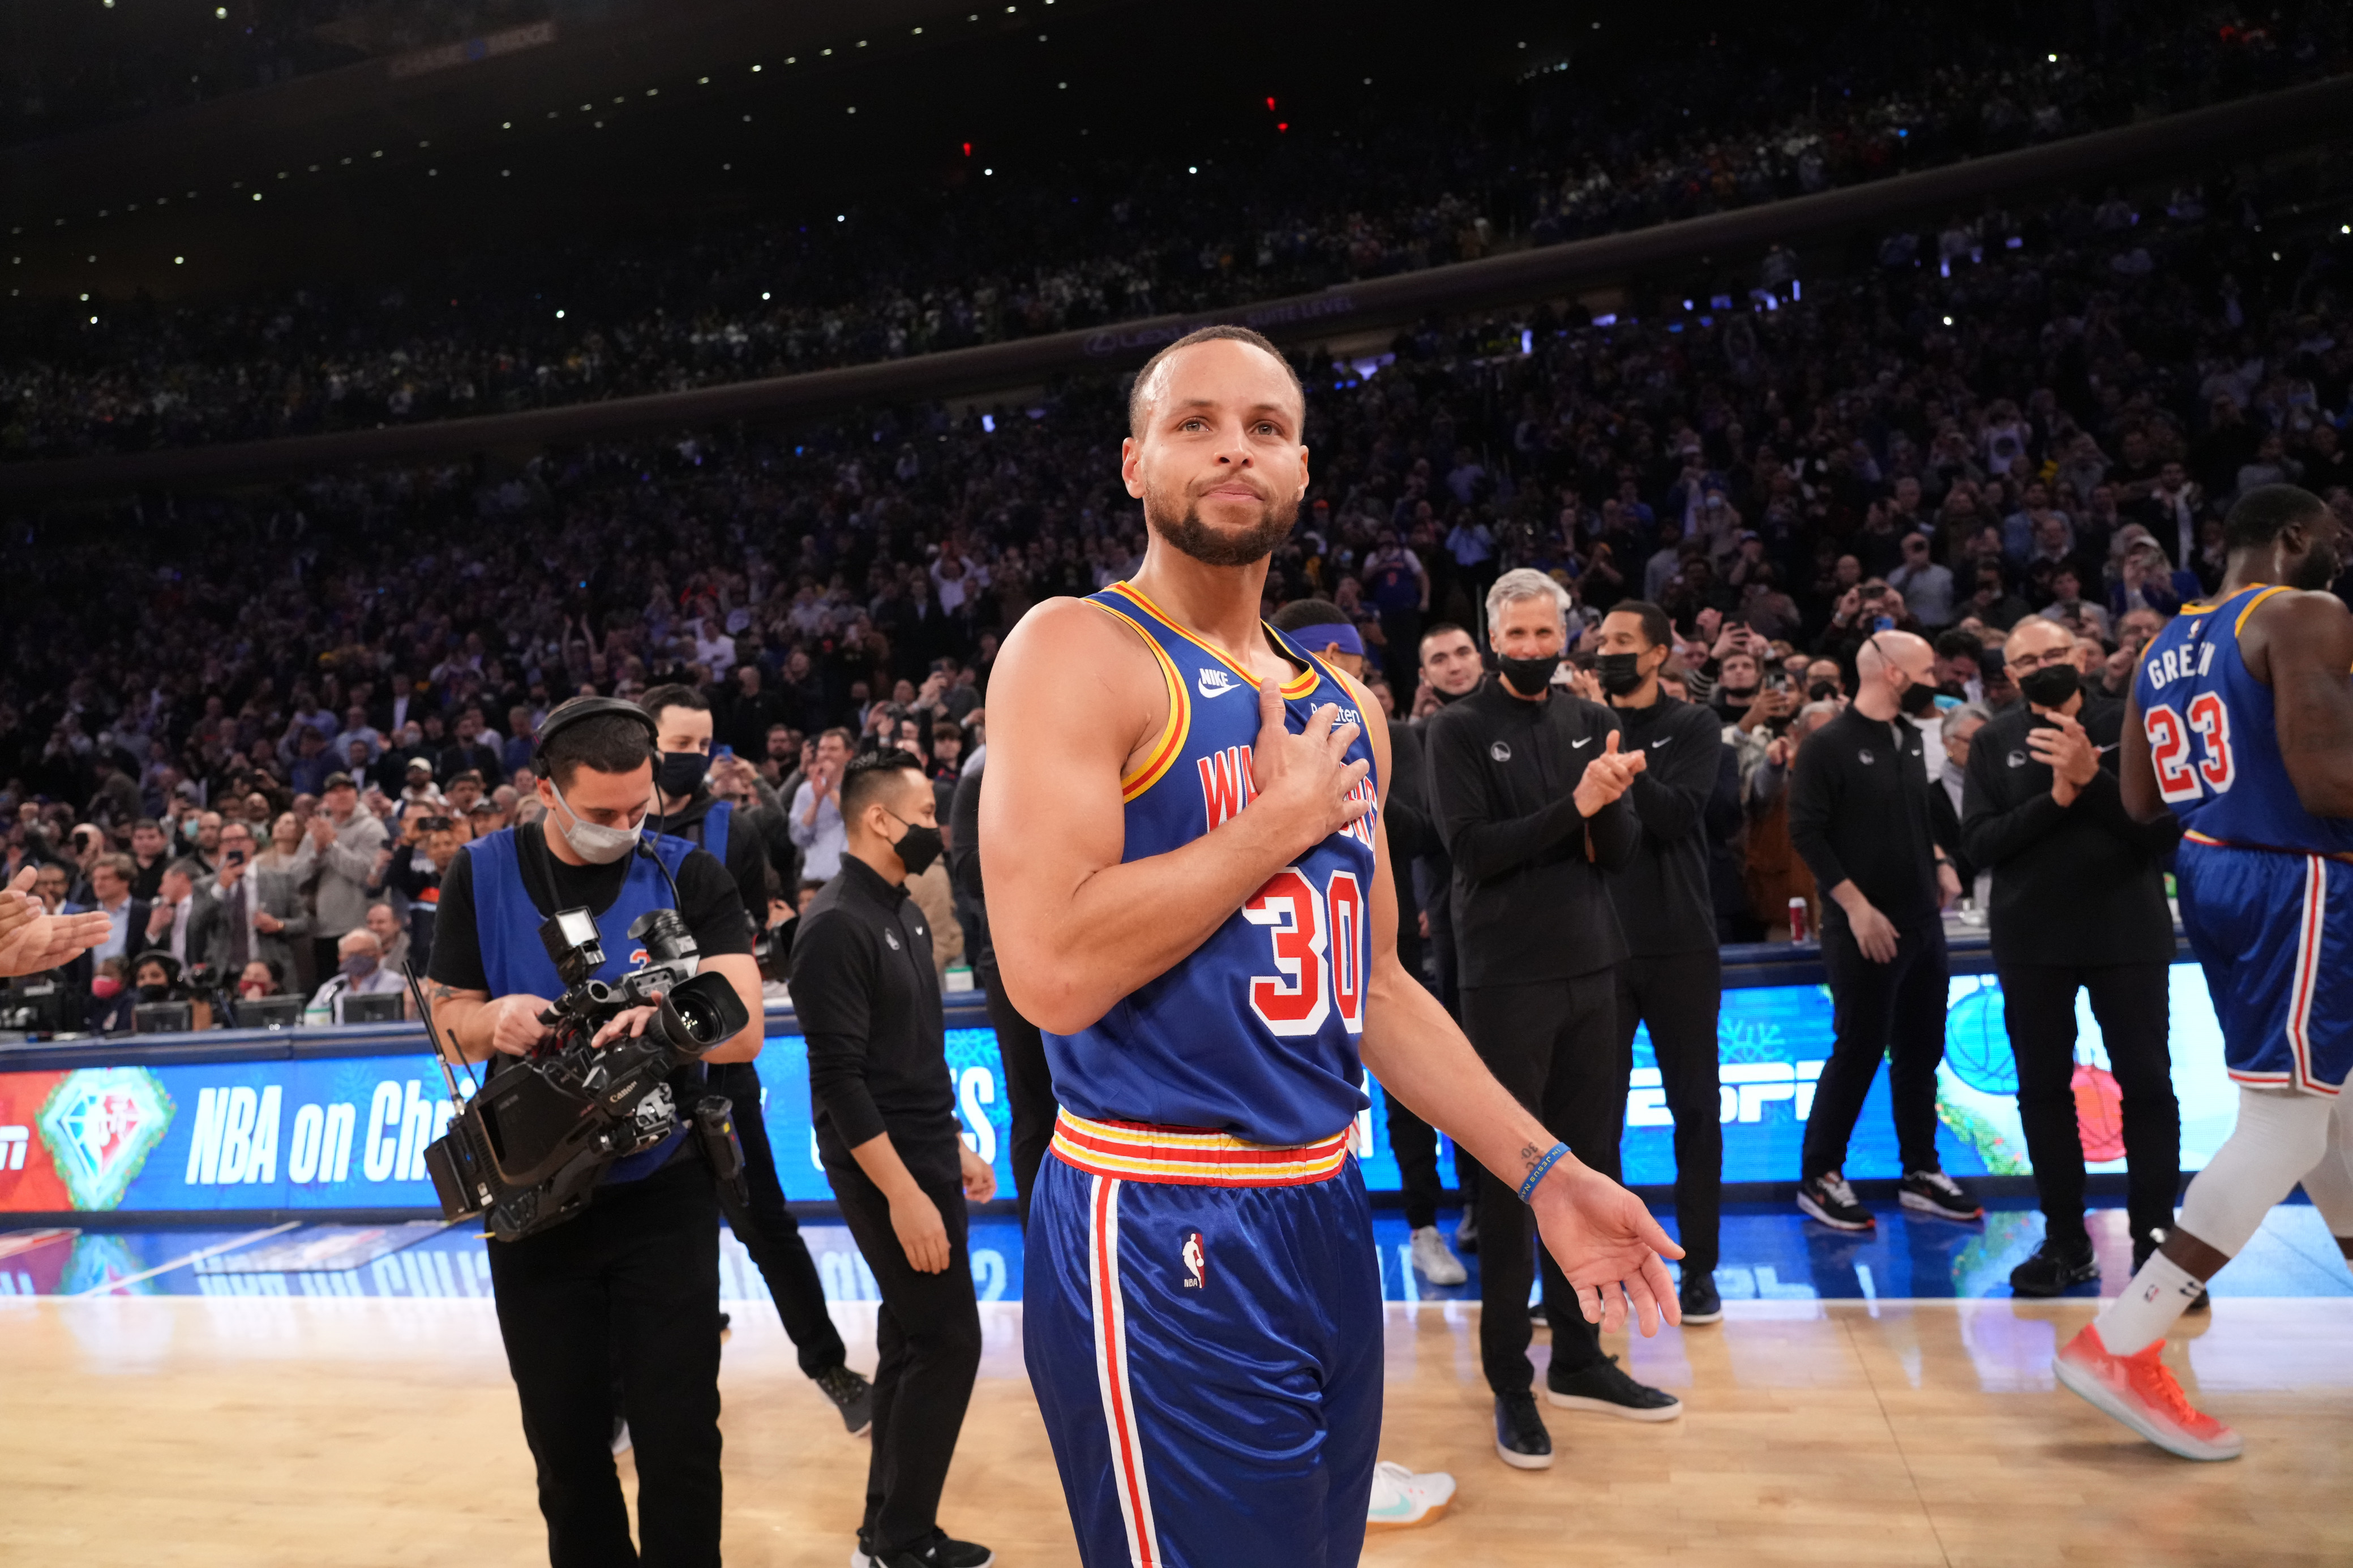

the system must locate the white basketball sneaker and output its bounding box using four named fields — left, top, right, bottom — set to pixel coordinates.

left=1409, top=1225, right=1469, bottom=1286
left=1366, top=1460, right=1456, bottom=1530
